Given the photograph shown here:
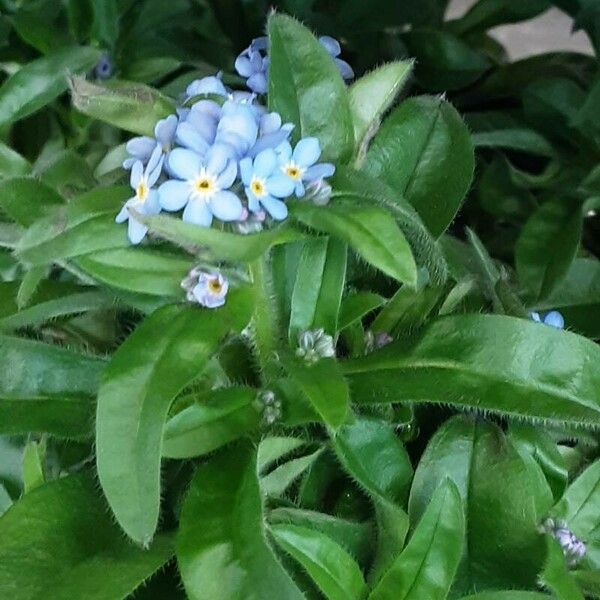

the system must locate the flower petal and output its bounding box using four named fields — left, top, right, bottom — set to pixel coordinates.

left=127, top=217, right=148, bottom=245
left=126, top=136, right=155, bottom=159
left=186, top=75, right=227, bottom=98
left=276, top=140, right=293, bottom=163
left=260, top=112, right=282, bottom=135
left=209, top=190, right=243, bottom=222
left=247, top=72, right=268, bottom=94
left=175, top=123, right=211, bottom=156
left=293, top=137, right=321, bottom=167
left=530, top=311, right=542, bottom=323
left=295, top=180, right=306, bottom=198
left=335, top=58, right=355, bottom=80
left=154, top=114, right=178, bottom=145
left=319, top=35, right=341, bottom=57
left=168, top=148, right=202, bottom=180
left=304, top=162, right=335, bottom=181
left=115, top=198, right=135, bottom=223
left=147, top=155, right=164, bottom=187
left=254, top=148, right=277, bottom=178
left=183, top=199, right=213, bottom=227
left=130, top=160, right=144, bottom=188
left=146, top=144, right=163, bottom=178
left=191, top=99, right=222, bottom=121
left=216, top=159, right=237, bottom=189
left=144, top=189, right=161, bottom=215
left=266, top=173, right=295, bottom=198
left=159, top=180, right=191, bottom=211
left=239, top=157, right=253, bottom=186
left=235, top=55, right=254, bottom=78
left=544, top=311, right=564, bottom=329
left=261, top=195, right=288, bottom=221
